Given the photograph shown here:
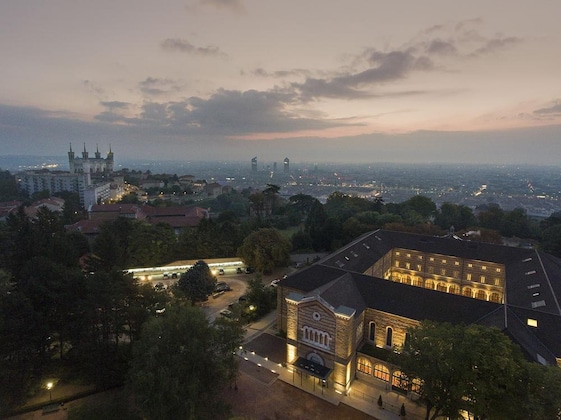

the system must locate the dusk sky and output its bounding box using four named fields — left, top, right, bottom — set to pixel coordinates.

left=1, top=0, right=560, bottom=165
